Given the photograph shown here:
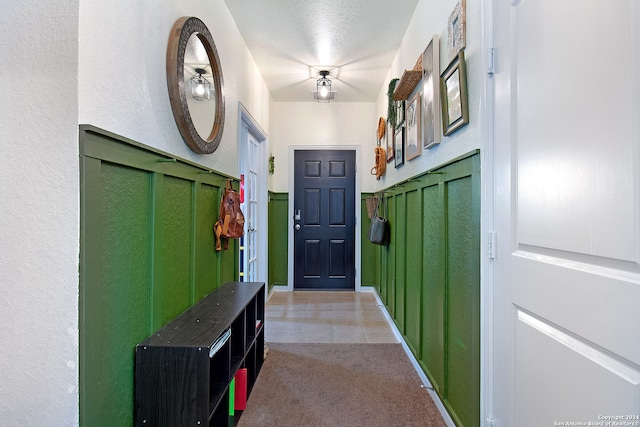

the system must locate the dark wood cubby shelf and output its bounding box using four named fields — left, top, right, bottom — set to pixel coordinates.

left=134, top=282, right=266, bottom=426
